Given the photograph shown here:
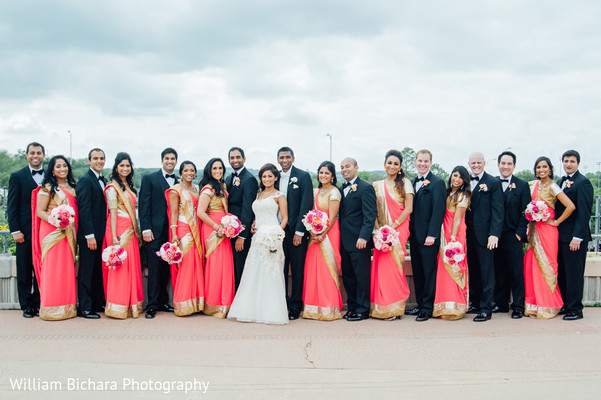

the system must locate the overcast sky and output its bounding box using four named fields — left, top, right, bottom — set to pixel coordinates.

left=1, top=1, right=600, bottom=176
